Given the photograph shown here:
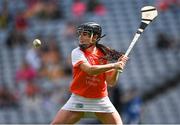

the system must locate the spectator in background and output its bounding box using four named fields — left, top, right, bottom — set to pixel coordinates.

left=87, top=0, right=106, bottom=16
left=111, top=85, right=123, bottom=114
left=0, top=0, right=12, bottom=29
left=87, top=0, right=100, bottom=12
left=38, top=0, right=63, bottom=20
left=63, top=21, right=76, bottom=41
left=157, top=0, right=180, bottom=11
left=24, top=0, right=64, bottom=20
left=64, top=55, right=72, bottom=76
left=16, top=60, right=37, bottom=83
left=39, top=38, right=66, bottom=83
left=25, top=35, right=43, bottom=70
left=156, top=33, right=174, bottom=50
left=25, top=47, right=41, bottom=70
left=157, top=0, right=169, bottom=11
left=15, top=11, right=28, bottom=31
left=5, top=28, right=28, bottom=48
left=0, top=84, right=19, bottom=108
left=121, top=87, right=142, bottom=124
left=62, top=22, right=77, bottom=74
left=71, top=0, right=86, bottom=22
left=24, top=0, right=44, bottom=18
left=62, top=21, right=77, bottom=52
left=25, top=0, right=38, bottom=9
left=25, top=80, right=40, bottom=98
left=15, top=60, right=41, bottom=101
